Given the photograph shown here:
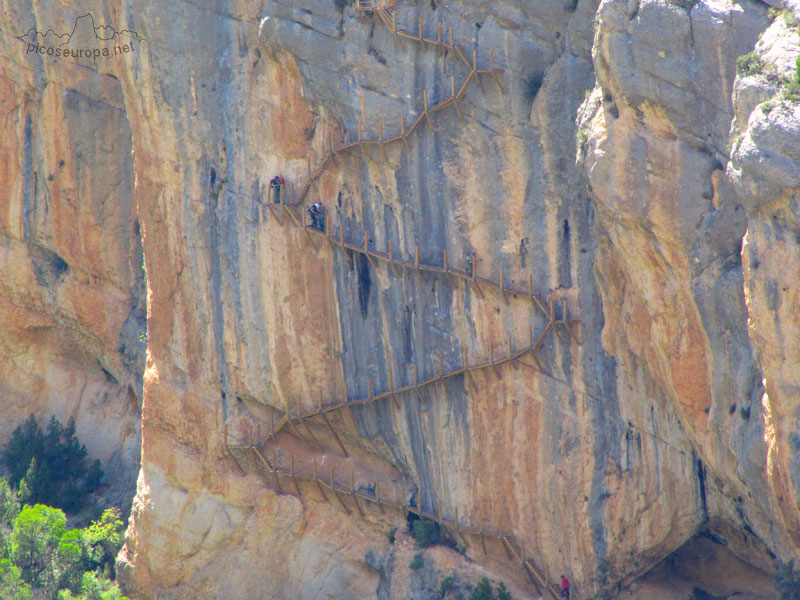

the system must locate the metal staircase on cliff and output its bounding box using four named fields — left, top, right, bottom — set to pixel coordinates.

left=227, top=2, right=577, bottom=598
